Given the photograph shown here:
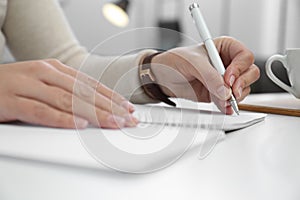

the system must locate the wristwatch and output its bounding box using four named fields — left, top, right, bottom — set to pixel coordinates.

left=139, top=52, right=176, bottom=107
